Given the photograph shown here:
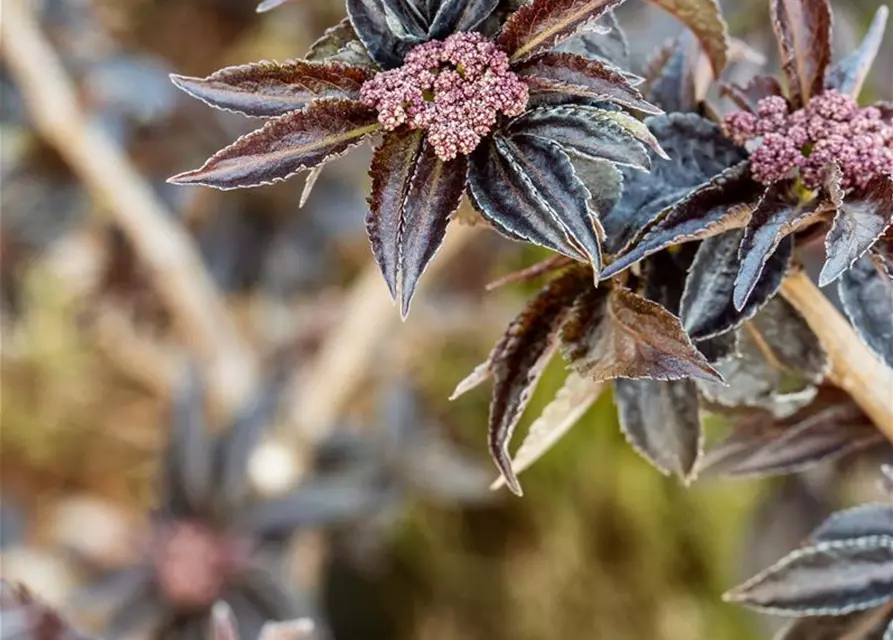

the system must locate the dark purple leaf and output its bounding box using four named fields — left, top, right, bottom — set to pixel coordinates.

left=235, top=478, right=383, bottom=536
left=559, top=284, right=724, bottom=383
left=169, top=100, right=380, bottom=189
left=367, top=130, right=425, bottom=300
left=720, top=76, right=785, bottom=113
left=509, top=105, right=651, bottom=170
left=382, top=0, right=429, bottom=37
left=497, top=0, right=625, bottom=62
left=516, top=53, right=662, bottom=114
left=770, top=0, right=833, bottom=106
left=429, top=0, right=499, bottom=37
left=777, top=609, right=893, bottom=640
left=826, top=6, right=889, bottom=98
left=347, top=0, right=419, bottom=69
left=170, top=60, right=374, bottom=118
left=724, top=536, right=893, bottom=615
left=700, top=401, right=880, bottom=477
left=812, top=504, right=893, bottom=544
left=600, top=113, right=748, bottom=254
left=733, top=182, right=819, bottom=310
left=217, top=370, right=289, bottom=510
left=614, top=378, right=702, bottom=481
left=568, top=157, right=623, bottom=219
left=399, top=144, right=467, bottom=317
left=602, top=161, right=758, bottom=278
left=749, top=295, right=829, bottom=382
left=644, top=0, right=729, bottom=77
left=555, top=11, right=630, bottom=69
left=697, top=298, right=820, bottom=416
left=467, top=135, right=598, bottom=266
left=695, top=331, right=738, bottom=363
left=820, top=174, right=893, bottom=287
left=681, top=229, right=791, bottom=341
left=305, top=18, right=376, bottom=67
left=165, top=368, right=212, bottom=516
left=488, top=268, right=590, bottom=495
left=839, top=253, right=893, bottom=369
